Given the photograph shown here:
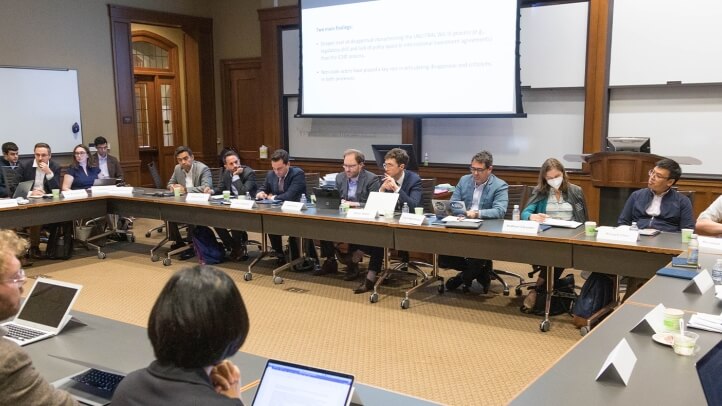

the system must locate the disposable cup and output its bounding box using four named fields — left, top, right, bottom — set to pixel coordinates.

left=672, top=331, right=699, bottom=356
left=663, top=308, right=684, bottom=332
left=173, top=187, right=181, bottom=197
left=414, top=207, right=424, bottom=215
left=585, top=221, right=597, bottom=236
left=51, top=189, right=60, bottom=199
left=681, top=228, right=693, bottom=243
left=223, top=190, right=231, bottom=201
